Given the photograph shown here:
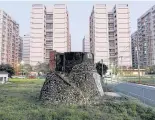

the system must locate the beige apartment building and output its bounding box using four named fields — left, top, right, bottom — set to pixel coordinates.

left=68, top=34, right=71, bottom=52
left=30, top=4, right=70, bottom=66
left=0, top=9, right=20, bottom=68
left=22, top=34, right=30, bottom=64
left=132, top=5, right=155, bottom=68
left=18, top=36, right=23, bottom=63
left=83, top=35, right=90, bottom=52
left=90, top=4, right=132, bottom=67
left=90, top=4, right=109, bottom=65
